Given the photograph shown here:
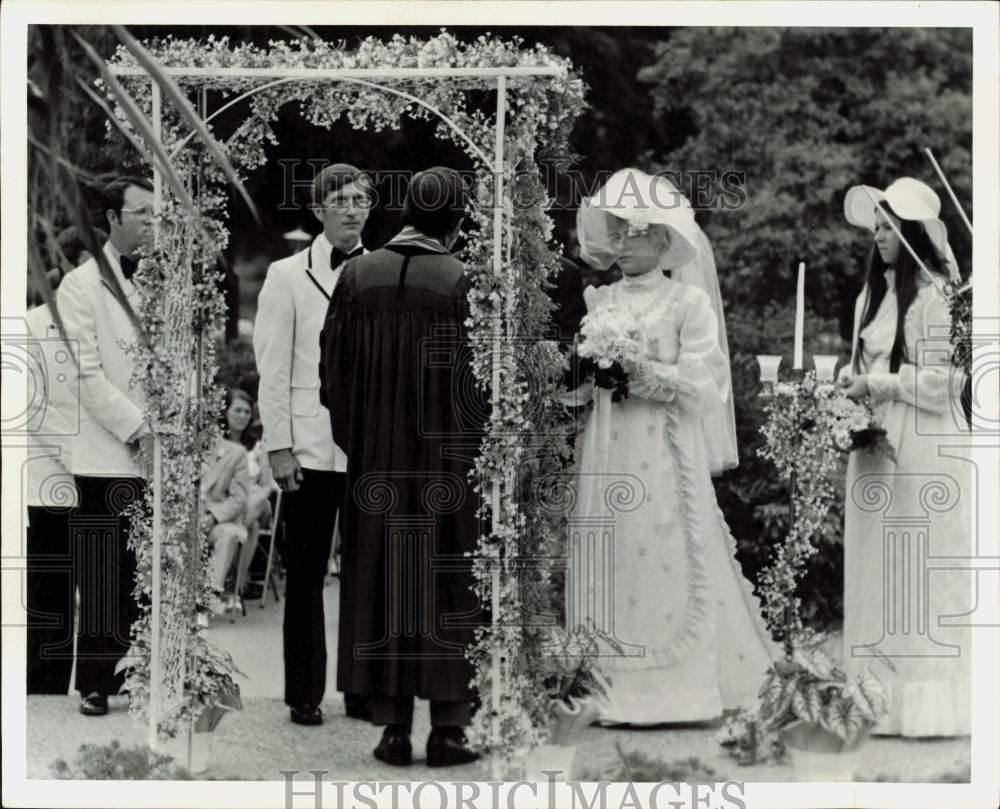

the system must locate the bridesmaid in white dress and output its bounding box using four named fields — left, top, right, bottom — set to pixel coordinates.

left=840, top=178, right=971, bottom=737
left=567, top=169, right=779, bottom=725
